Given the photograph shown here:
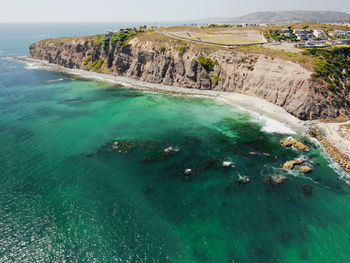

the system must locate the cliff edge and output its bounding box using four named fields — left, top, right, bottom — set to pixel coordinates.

left=29, top=31, right=348, bottom=120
